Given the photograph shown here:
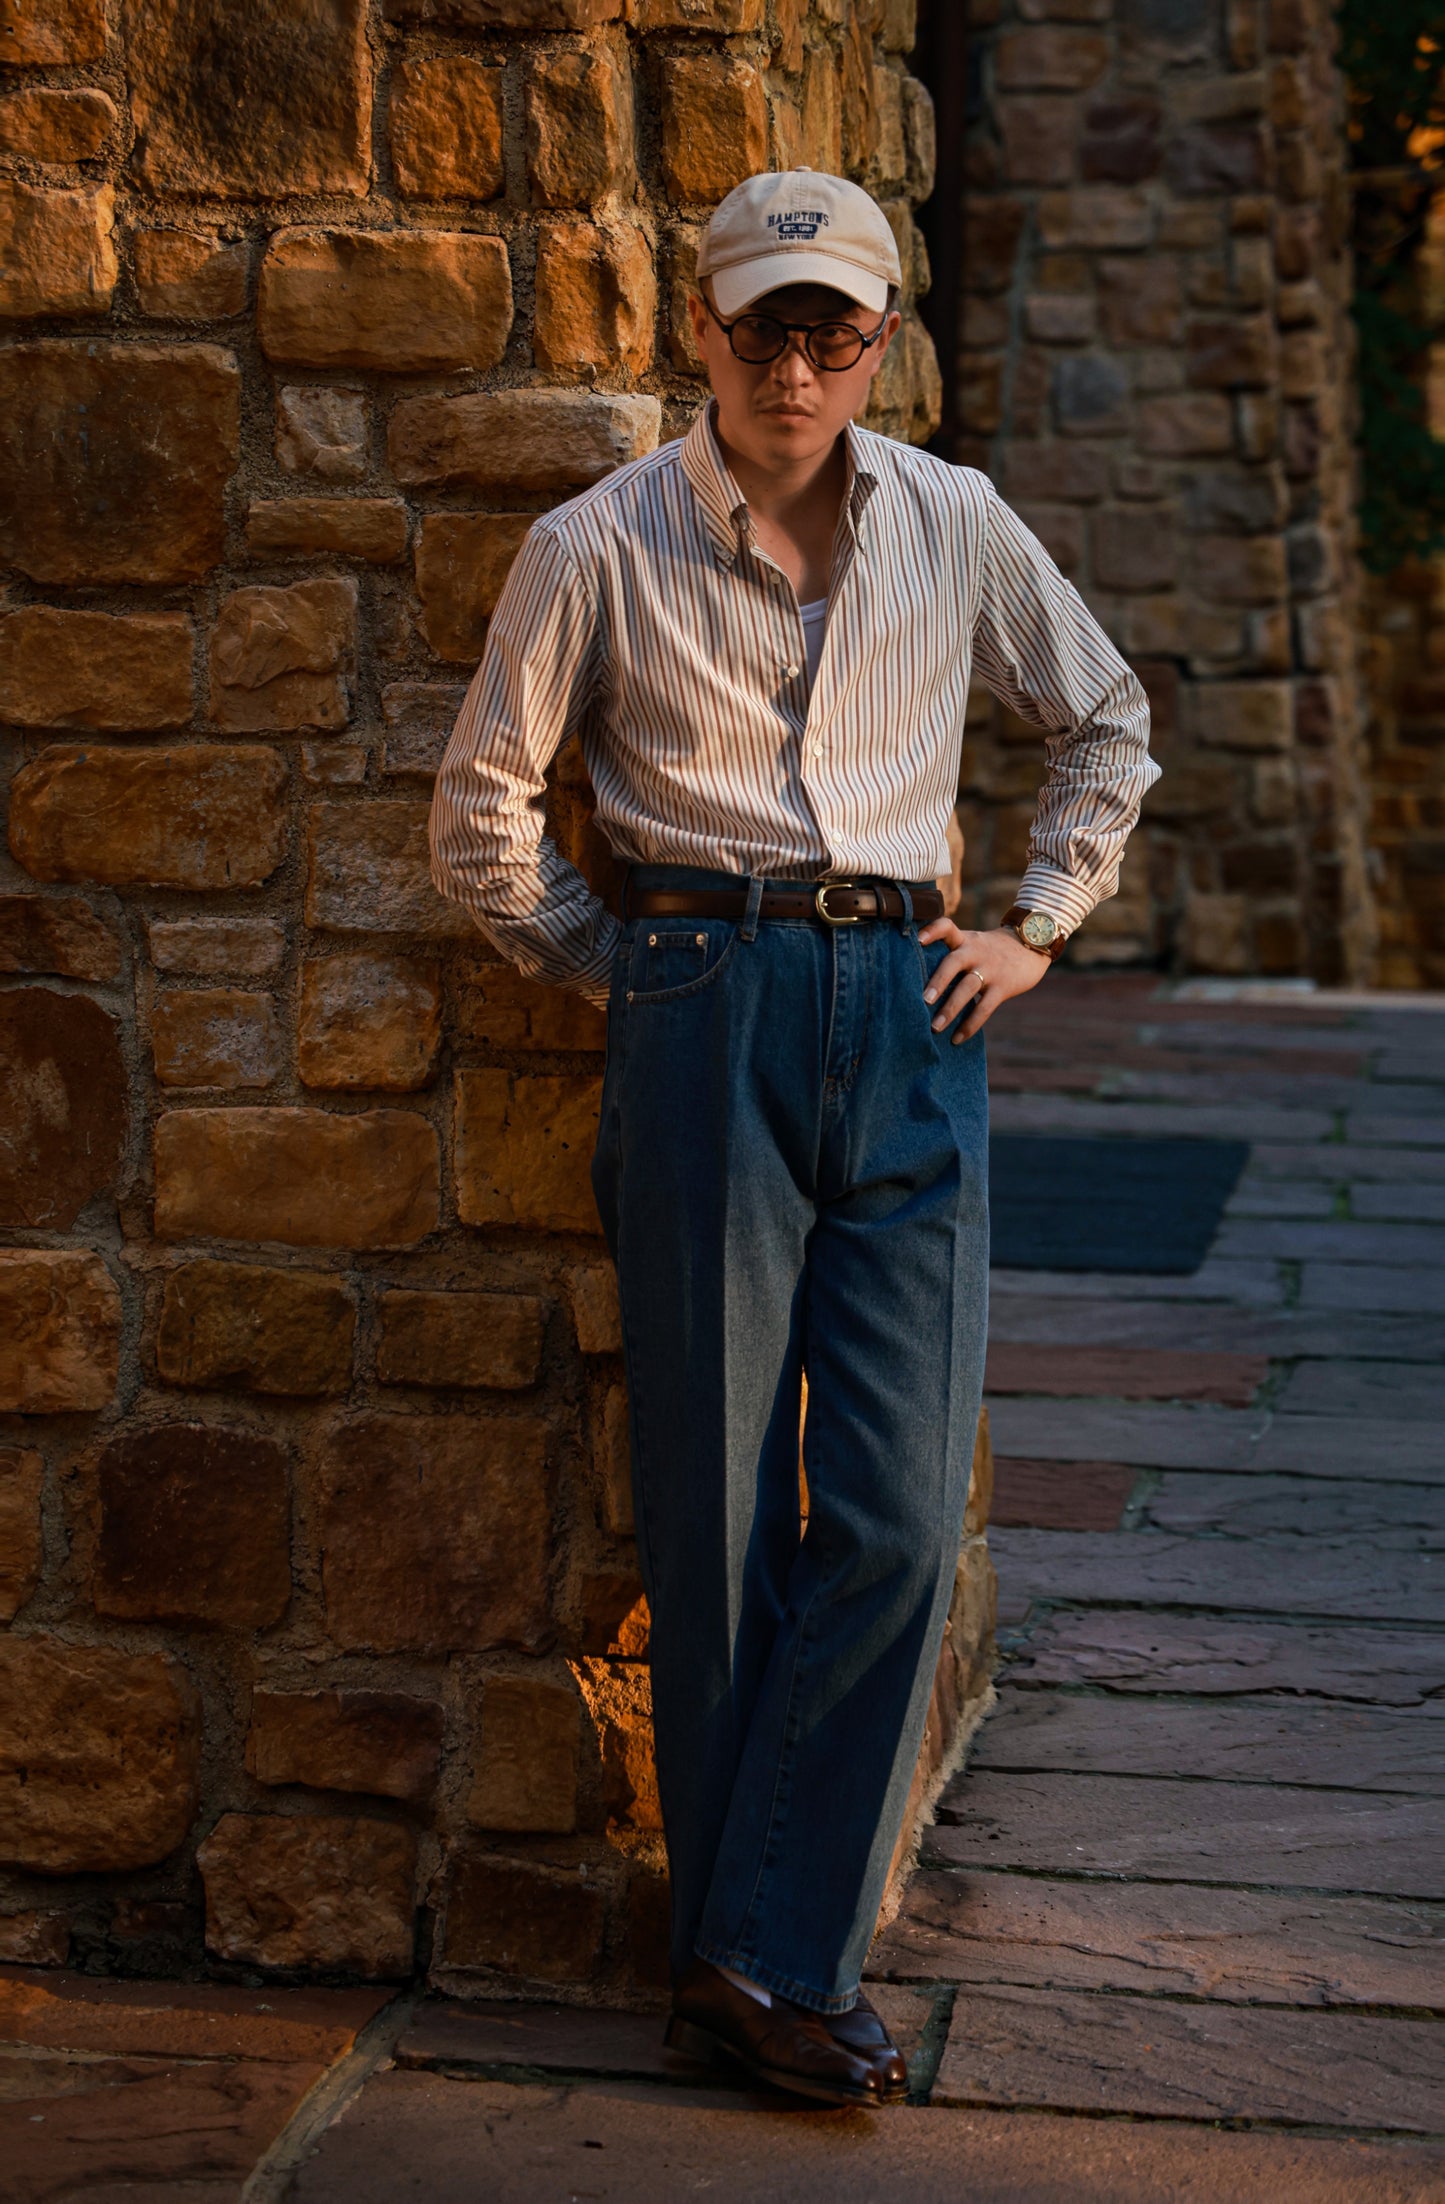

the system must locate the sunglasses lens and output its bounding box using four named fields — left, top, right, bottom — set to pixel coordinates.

left=730, top=315, right=787, bottom=362
left=807, top=324, right=866, bottom=370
